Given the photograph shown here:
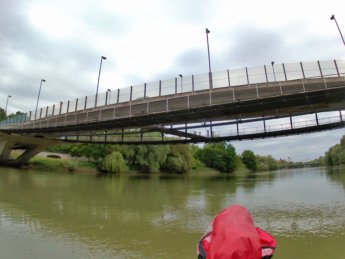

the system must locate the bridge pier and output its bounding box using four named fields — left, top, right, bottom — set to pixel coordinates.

left=7, top=145, right=47, bottom=166
left=0, top=132, right=61, bottom=167
left=0, top=140, right=15, bottom=162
